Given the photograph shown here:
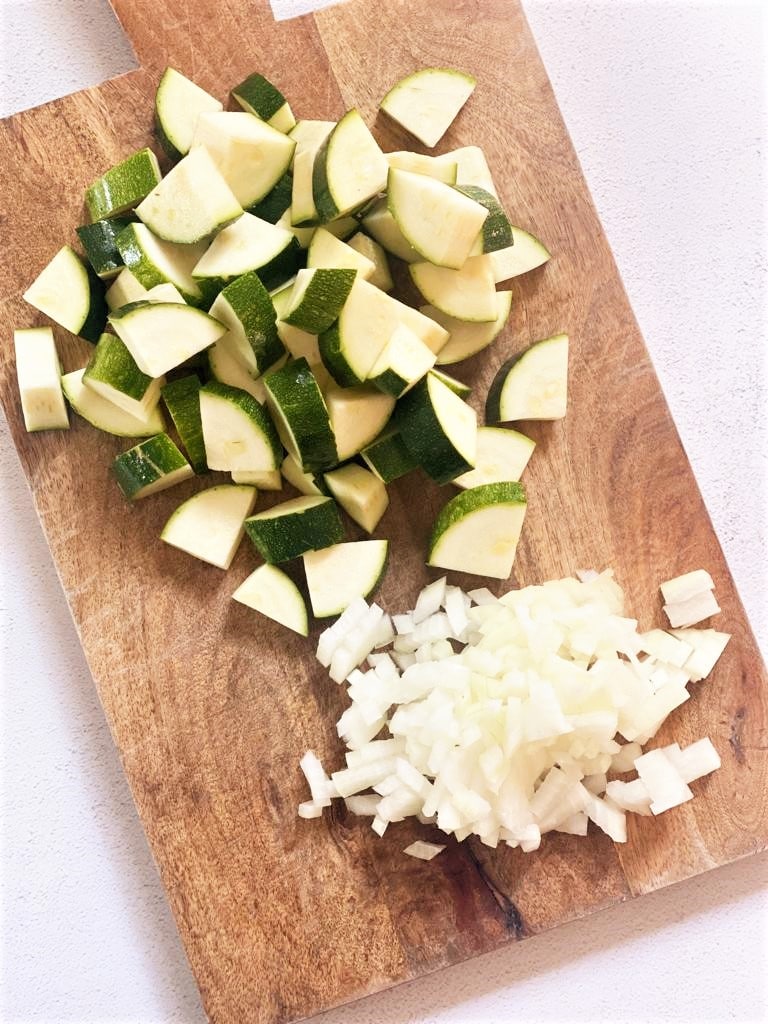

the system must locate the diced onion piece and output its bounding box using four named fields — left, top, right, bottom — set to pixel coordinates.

left=663, top=738, right=721, bottom=783
left=663, top=590, right=720, bottom=629
left=344, top=794, right=381, bottom=816
left=316, top=597, right=370, bottom=666
left=670, top=628, right=731, bottom=682
left=331, top=757, right=398, bottom=797
left=610, top=742, right=644, bottom=773
left=660, top=569, right=715, bottom=605
left=575, top=569, right=599, bottom=583
left=444, top=585, right=470, bottom=638
left=299, top=750, right=334, bottom=806
left=555, top=811, right=589, bottom=835
left=585, top=794, right=627, bottom=842
left=605, top=778, right=652, bottom=815
left=393, top=613, right=414, bottom=635
left=634, top=748, right=693, bottom=814
left=584, top=772, right=607, bottom=795
left=372, top=815, right=388, bottom=836
left=638, top=629, right=694, bottom=668
left=413, top=577, right=447, bottom=624
left=467, top=587, right=497, bottom=606
left=404, top=840, right=446, bottom=860
left=298, top=801, right=325, bottom=819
